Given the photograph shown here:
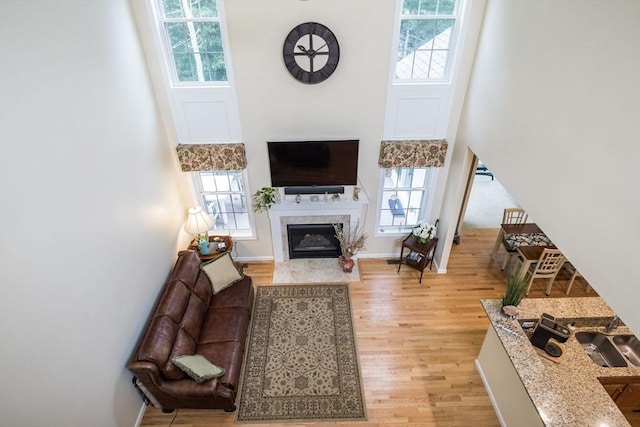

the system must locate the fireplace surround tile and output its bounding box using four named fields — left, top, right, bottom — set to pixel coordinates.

left=267, top=188, right=369, bottom=263
left=281, top=215, right=348, bottom=261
